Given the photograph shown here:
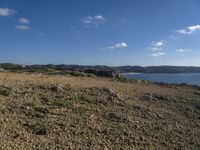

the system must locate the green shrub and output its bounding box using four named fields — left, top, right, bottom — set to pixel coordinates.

left=41, top=96, right=53, bottom=105
left=26, top=102, right=36, bottom=107
left=0, top=85, right=11, bottom=96
left=70, top=71, right=86, bottom=77
left=114, top=76, right=130, bottom=82
left=80, top=94, right=92, bottom=102
left=42, top=95, right=72, bottom=107
left=26, top=122, right=49, bottom=135
left=53, top=99, right=70, bottom=107
left=58, top=123, right=69, bottom=130
left=34, top=107, right=49, bottom=114
left=73, top=106, right=86, bottom=115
